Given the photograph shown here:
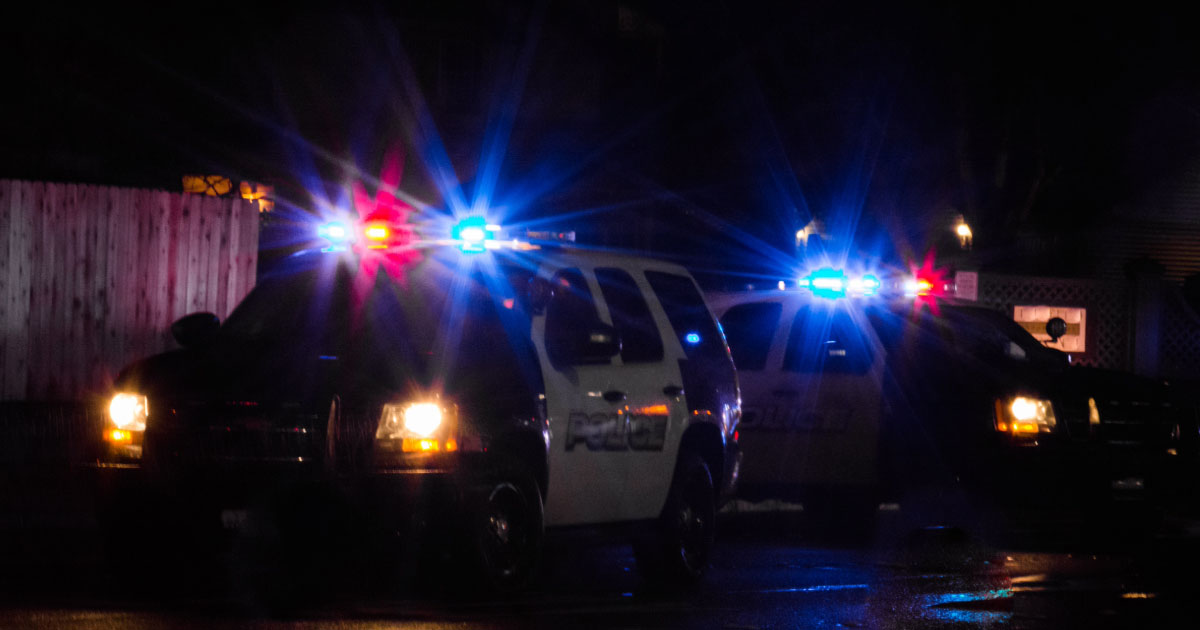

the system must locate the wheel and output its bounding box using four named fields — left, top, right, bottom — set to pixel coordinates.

left=324, top=396, right=354, bottom=475
left=467, top=460, right=544, bottom=593
left=636, top=450, right=716, bottom=584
